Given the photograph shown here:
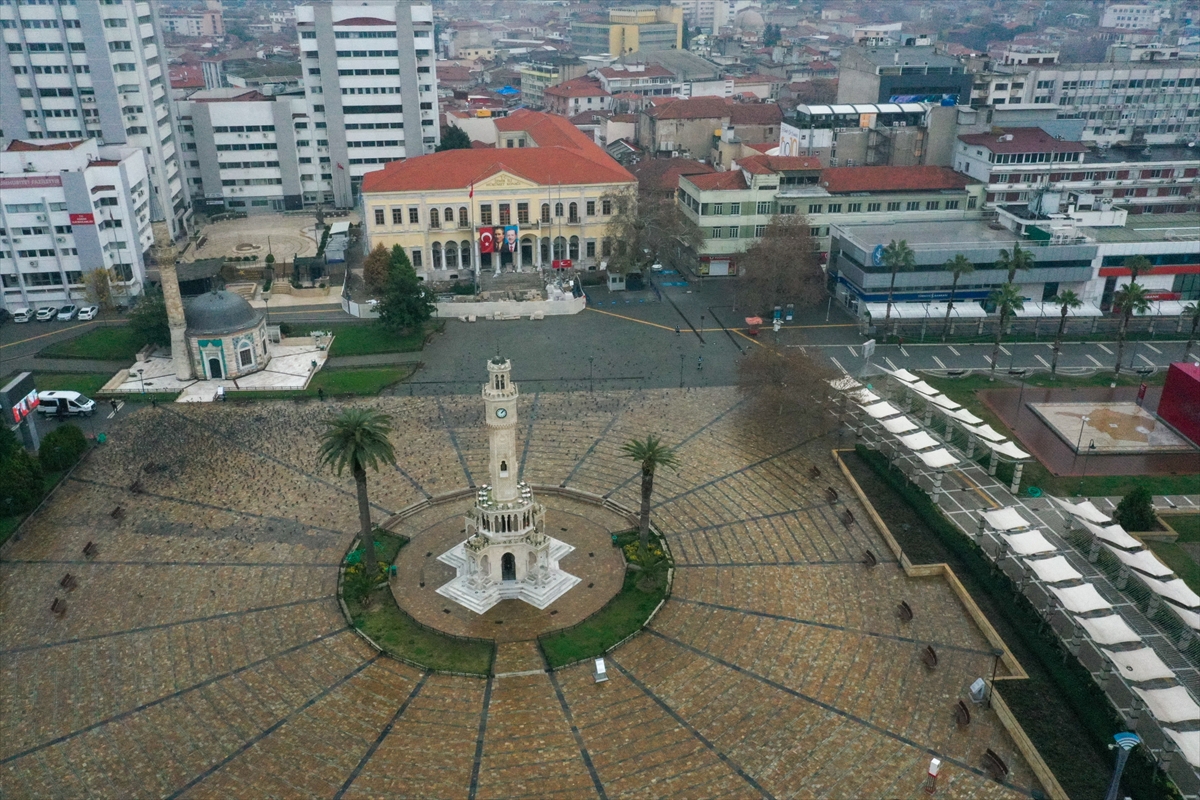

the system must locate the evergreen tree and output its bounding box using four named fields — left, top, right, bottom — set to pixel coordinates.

left=377, top=249, right=433, bottom=334
left=436, top=125, right=472, bottom=151
left=129, top=285, right=170, bottom=347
